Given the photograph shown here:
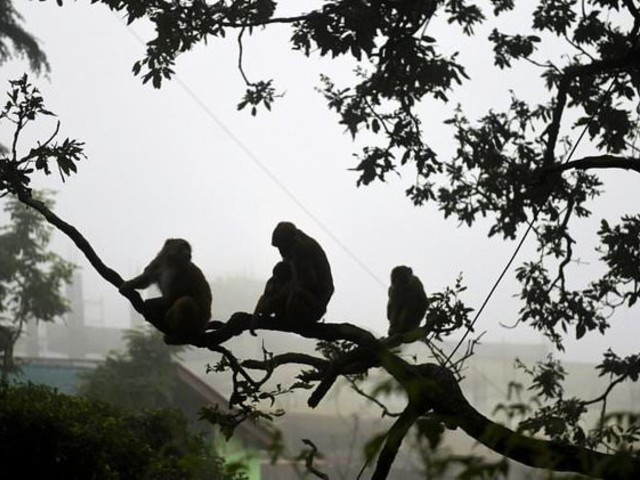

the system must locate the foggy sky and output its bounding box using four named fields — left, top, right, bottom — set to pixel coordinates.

left=1, top=1, right=638, bottom=362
